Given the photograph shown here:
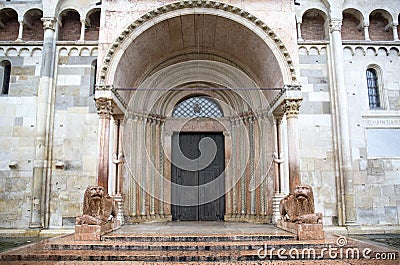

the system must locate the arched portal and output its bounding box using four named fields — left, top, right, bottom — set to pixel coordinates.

left=95, top=3, right=302, bottom=224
